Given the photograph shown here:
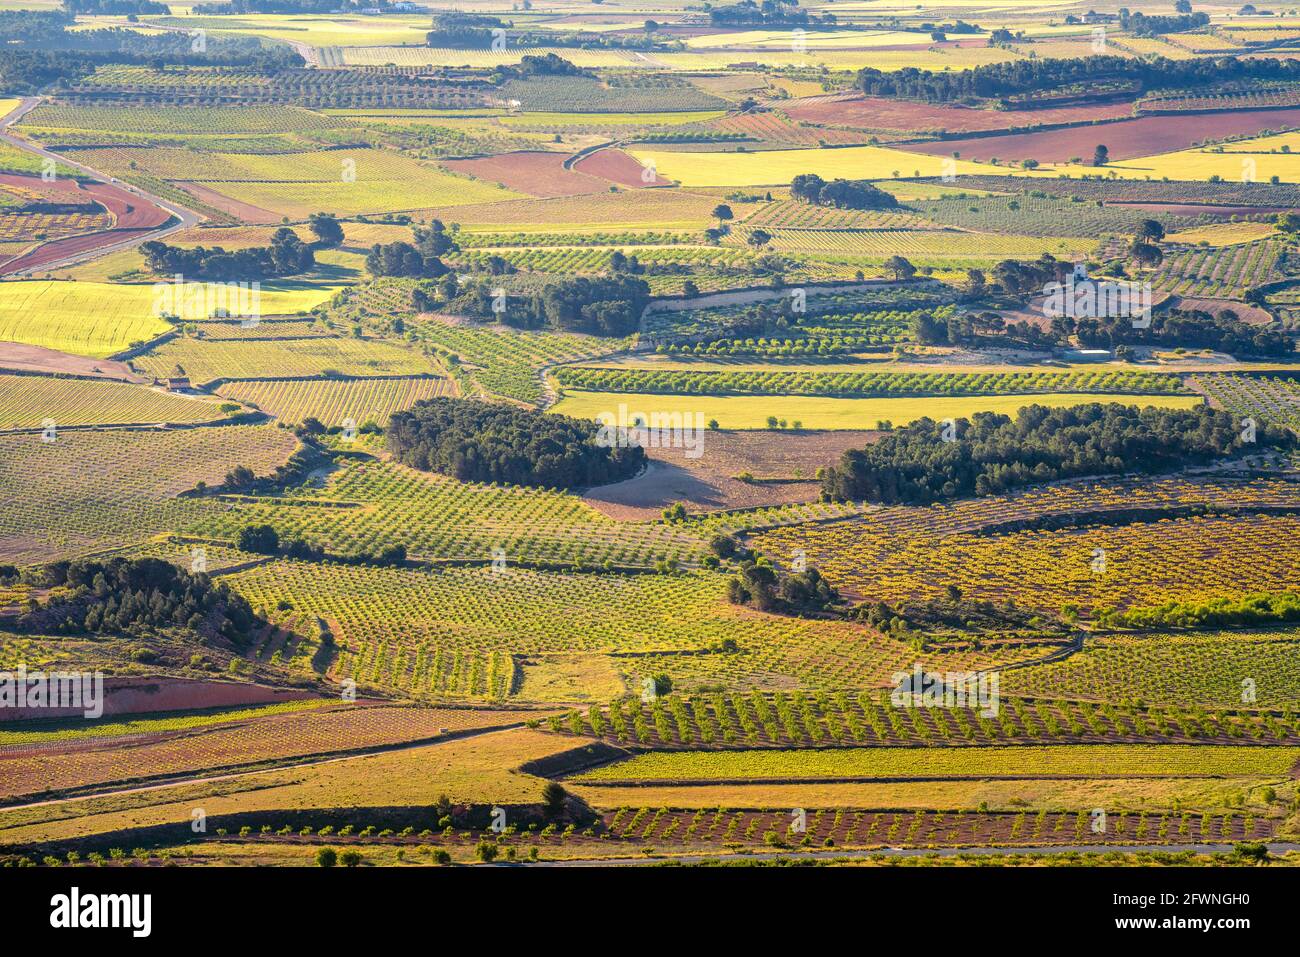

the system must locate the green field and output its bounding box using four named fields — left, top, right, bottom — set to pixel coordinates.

left=551, top=391, right=1203, bottom=430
